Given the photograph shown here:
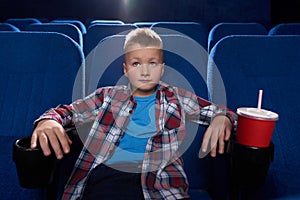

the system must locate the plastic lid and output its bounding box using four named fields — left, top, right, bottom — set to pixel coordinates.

left=237, top=107, right=279, bottom=121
